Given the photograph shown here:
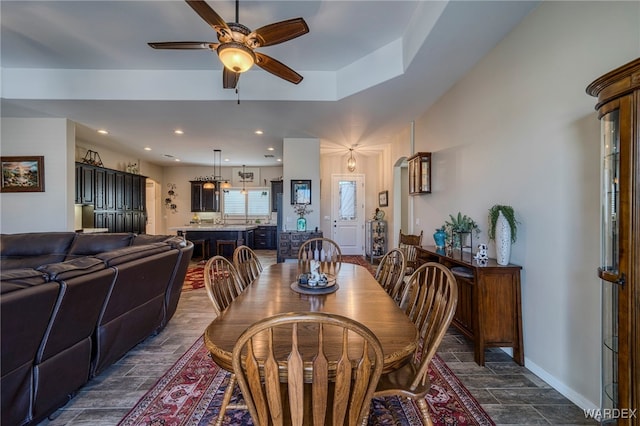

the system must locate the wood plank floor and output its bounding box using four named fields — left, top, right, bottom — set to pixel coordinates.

left=39, top=251, right=595, bottom=425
